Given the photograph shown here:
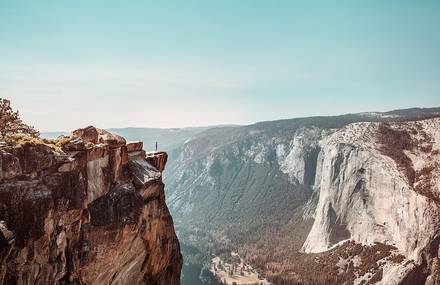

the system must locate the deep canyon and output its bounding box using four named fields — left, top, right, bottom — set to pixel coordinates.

left=2, top=107, right=440, bottom=285
left=163, top=107, right=440, bottom=285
